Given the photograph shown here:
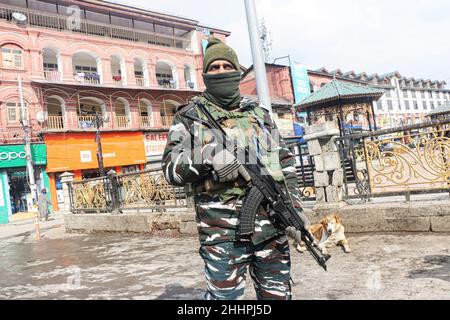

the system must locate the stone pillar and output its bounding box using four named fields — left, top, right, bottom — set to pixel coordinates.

left=60, top=172, right=75, bottom=214
left=147, top=62, right=157, bottom=88
left=125, top=59, right=135, bottom=86
left=177, top=66, right=186, bottom=89
left=60, top=53, right=74, bottom=83
left=304, top=121, right=346, bottom=210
